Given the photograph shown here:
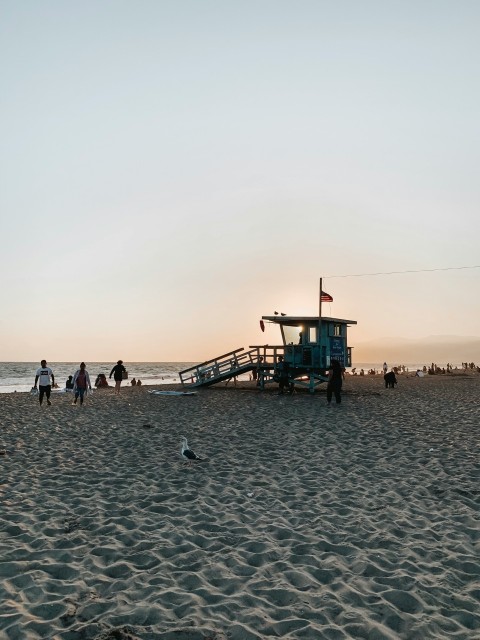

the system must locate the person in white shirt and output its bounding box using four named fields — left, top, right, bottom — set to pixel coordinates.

left=34, top=360, right=55, bottom=406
